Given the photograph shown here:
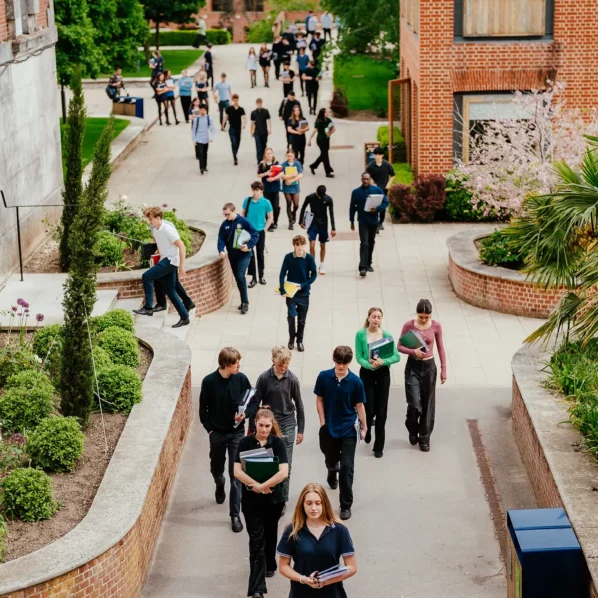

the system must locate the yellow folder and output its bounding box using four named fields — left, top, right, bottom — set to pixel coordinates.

left=274, top=281, right=301, bottom=298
